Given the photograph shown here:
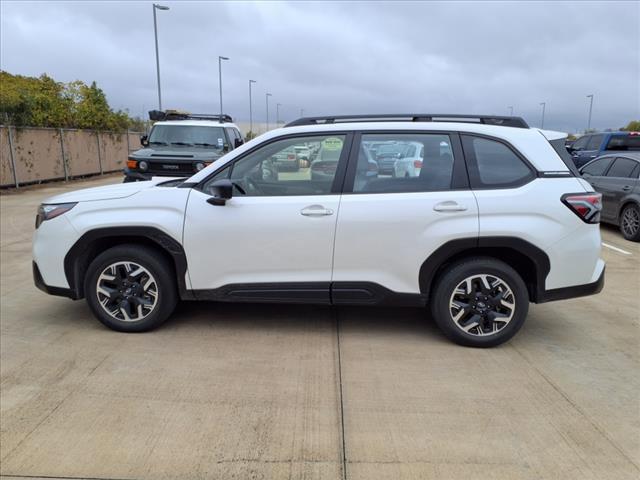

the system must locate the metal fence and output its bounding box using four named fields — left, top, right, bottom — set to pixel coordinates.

left=0, top=126, right=144, bottom=188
